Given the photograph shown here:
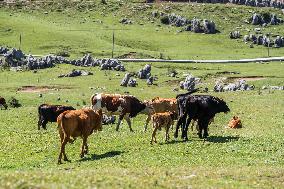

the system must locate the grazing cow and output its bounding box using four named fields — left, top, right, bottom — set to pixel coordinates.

left=57, top=108, right=102, bottom=164
left=0, top=97, right=8, bottom=110
left=151, top=112, right=175, bottom=144
left=38, top=104, right=75, bottom=130
left=175, top=94, right=230, bottom=140
left=91, top=93, right=152, bottom=132
left=228, top=116, right=242, bottom=128
left=144, top=97, right=177, bottom=131
left=174, top=89, right=199, bottom=139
